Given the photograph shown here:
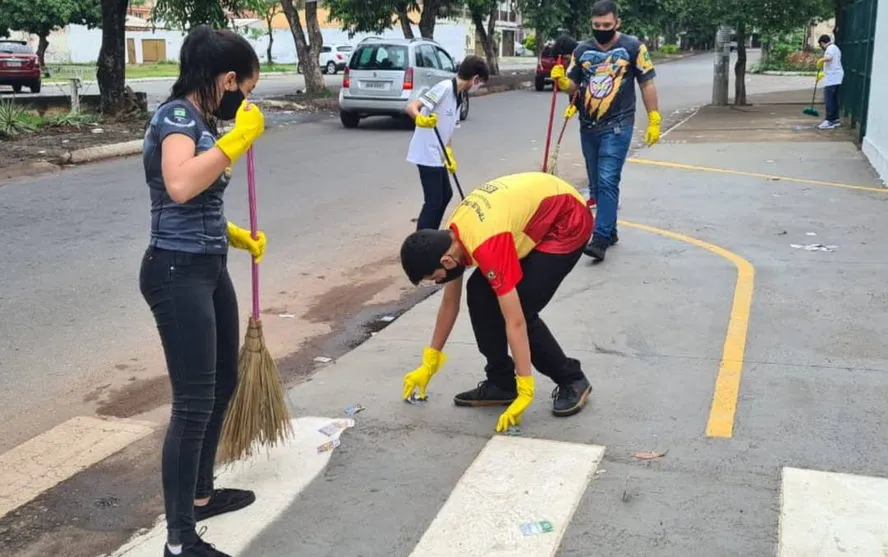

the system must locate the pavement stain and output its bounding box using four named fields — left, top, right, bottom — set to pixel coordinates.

left=0, top=431, right=165, bottom=557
